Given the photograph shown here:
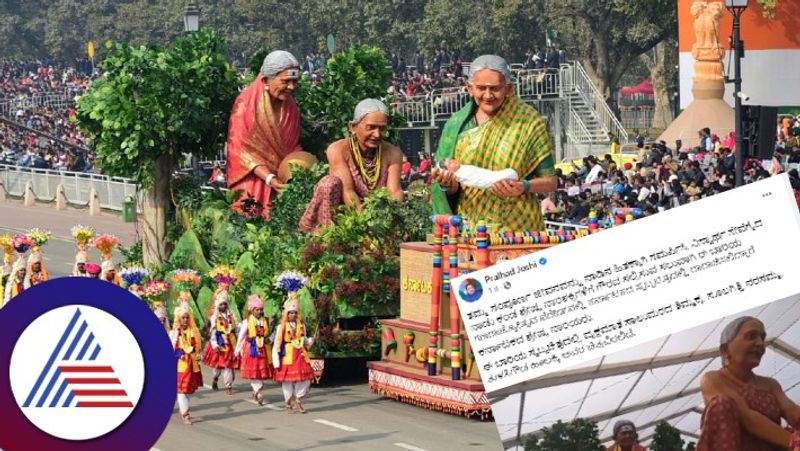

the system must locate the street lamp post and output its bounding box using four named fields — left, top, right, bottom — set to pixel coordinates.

left=184, top=2, right=200, bottom=33
left=725, top=0, right=748, bottom=187
left=184, top=2, right=201, bottom=176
